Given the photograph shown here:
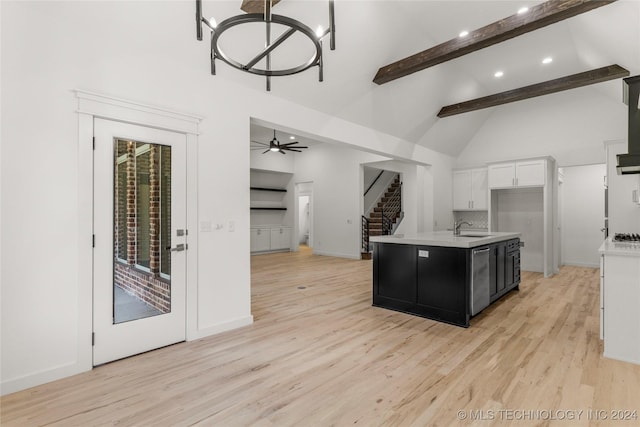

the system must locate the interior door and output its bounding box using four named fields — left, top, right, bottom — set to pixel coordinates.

left=93, top=118, right=186, bottom=365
